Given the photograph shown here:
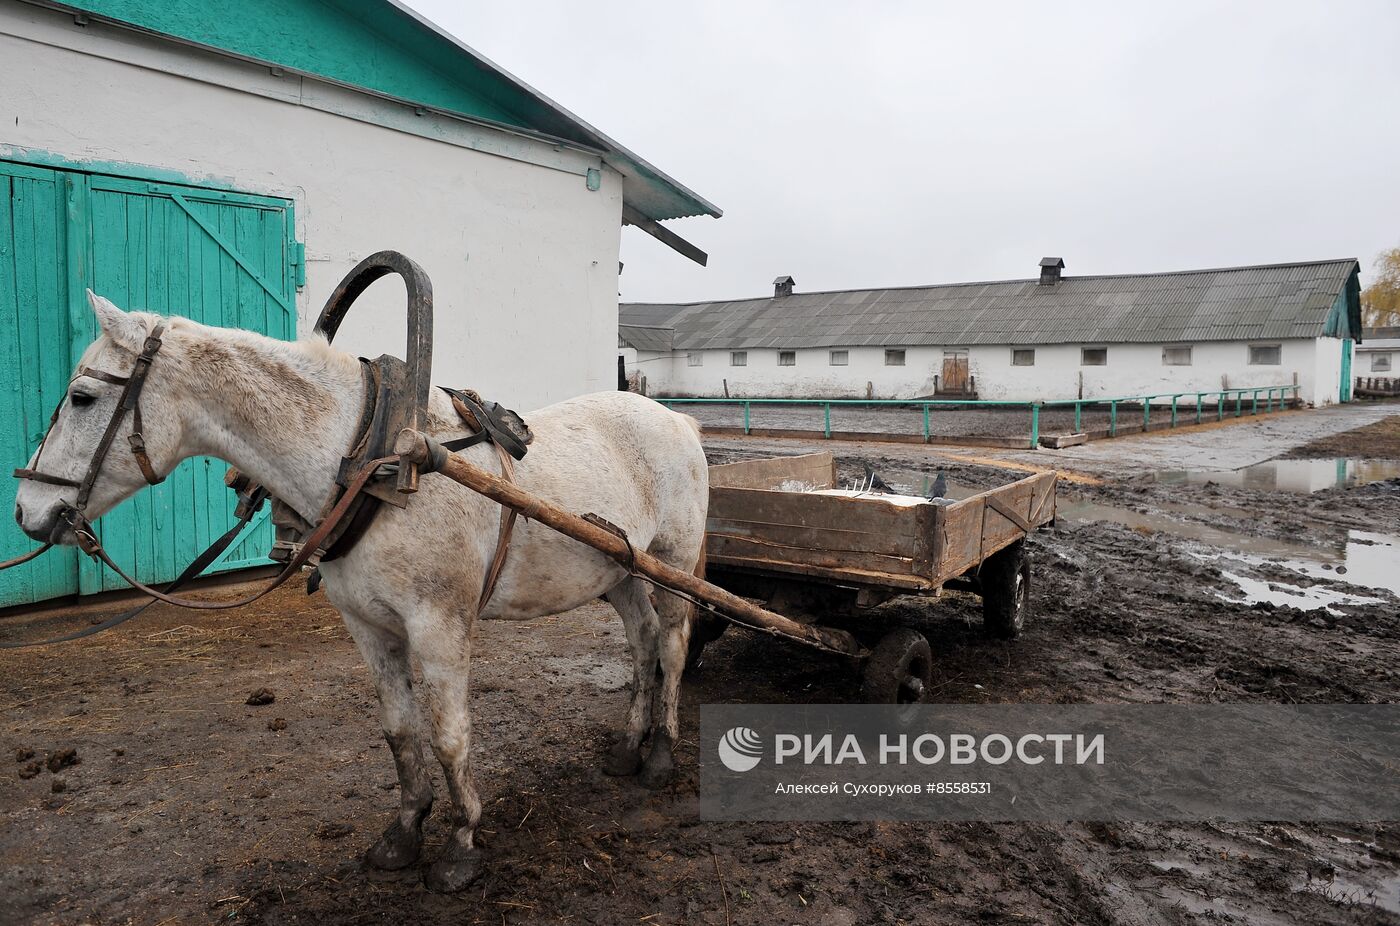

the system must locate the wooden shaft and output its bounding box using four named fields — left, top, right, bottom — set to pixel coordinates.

left=395, top=429, right=864, bottom=657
